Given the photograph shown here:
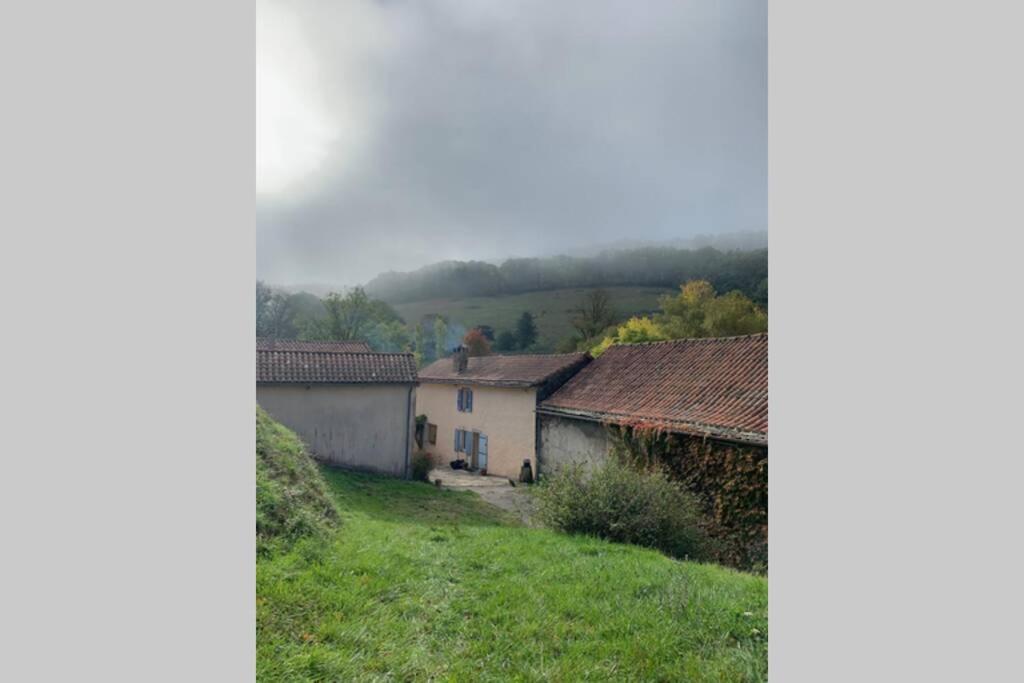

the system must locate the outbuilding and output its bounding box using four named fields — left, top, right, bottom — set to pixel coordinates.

left=537, top=333, right=768, bottom=471
left=256, top=339, right=418, bottom=478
